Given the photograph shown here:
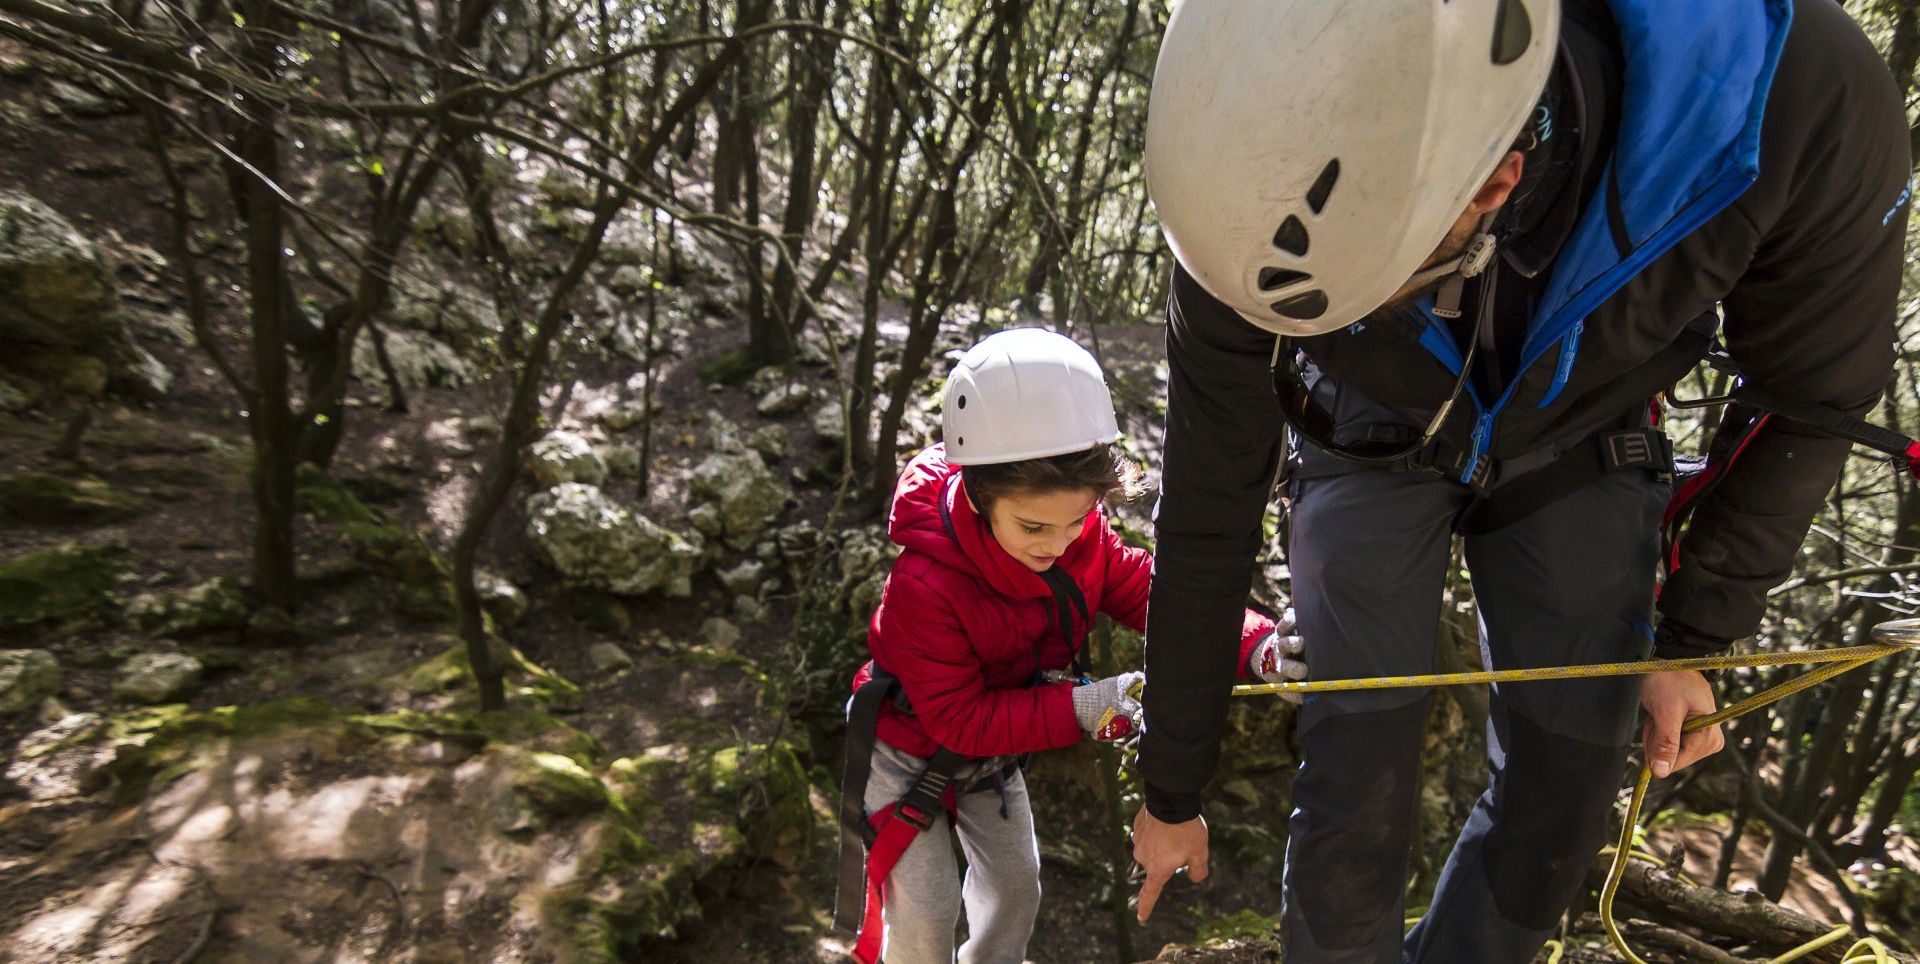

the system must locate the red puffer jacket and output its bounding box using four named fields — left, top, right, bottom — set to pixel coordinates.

left=852, top=445, right=1275, bottom=760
